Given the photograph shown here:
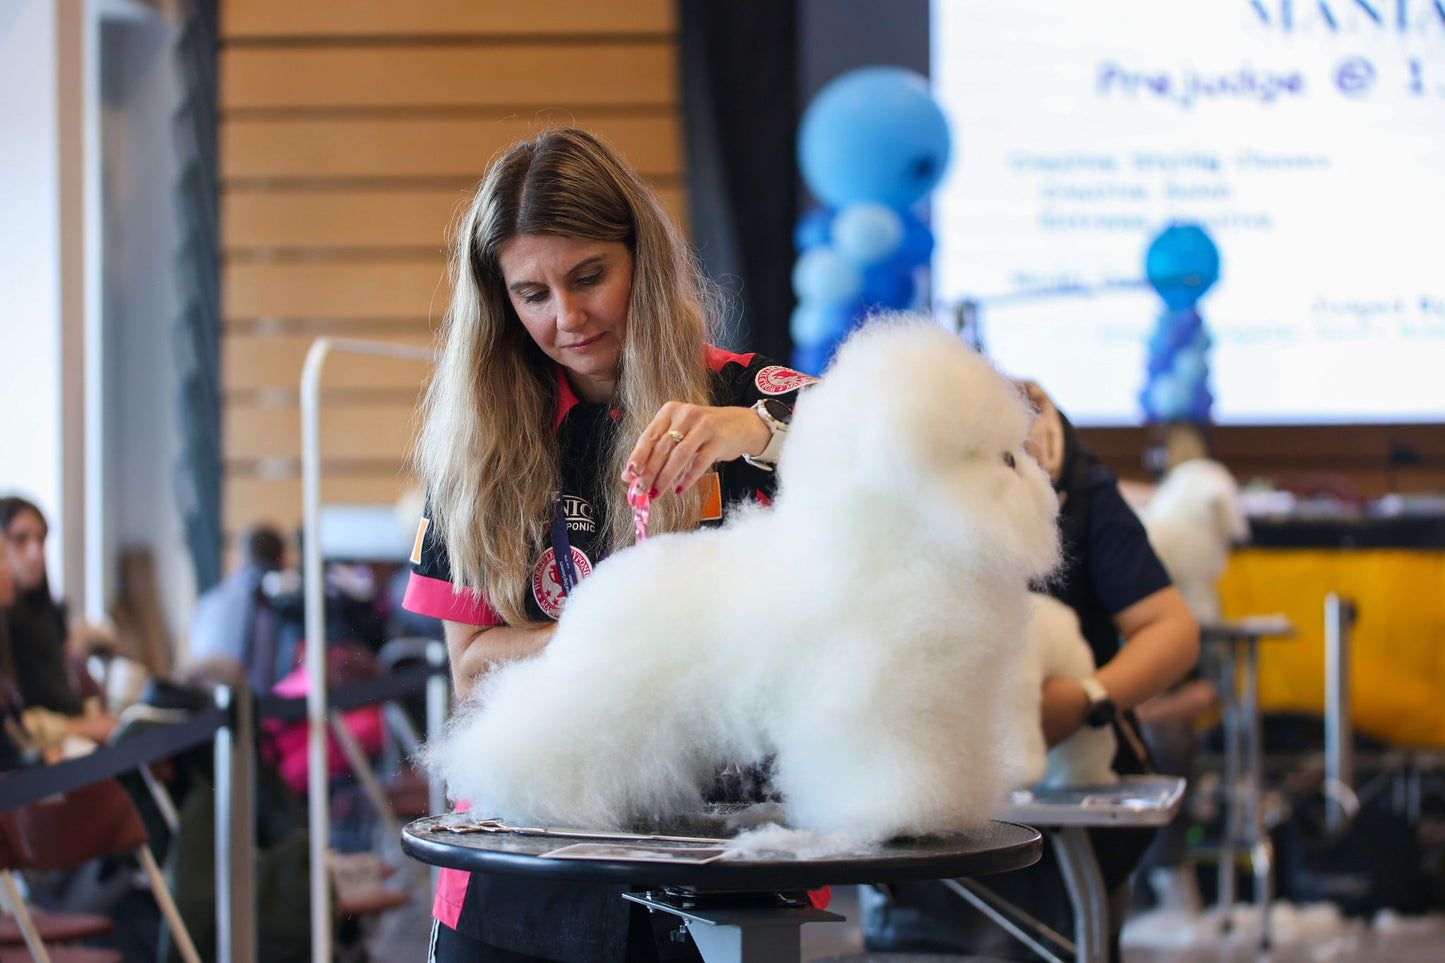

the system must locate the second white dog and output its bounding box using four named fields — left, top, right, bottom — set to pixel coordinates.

left=1000, top=593, right=1118, bottom=791
left=427, top=321, right=1062, bottom=843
